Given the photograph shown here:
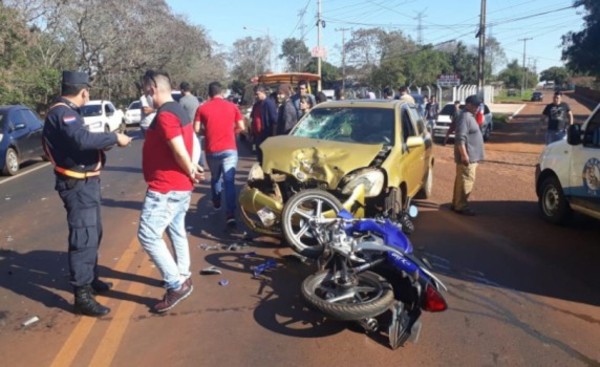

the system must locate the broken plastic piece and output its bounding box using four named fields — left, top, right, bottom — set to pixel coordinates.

left=22, top=316, right=40, bottom=327
left=252, top=259, right=277, bottom=277
left=200, top=266, right=222, bottom=275
left=218, top=279, right=229, bottom=286
left=243, top=251, right=258, bottom=258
